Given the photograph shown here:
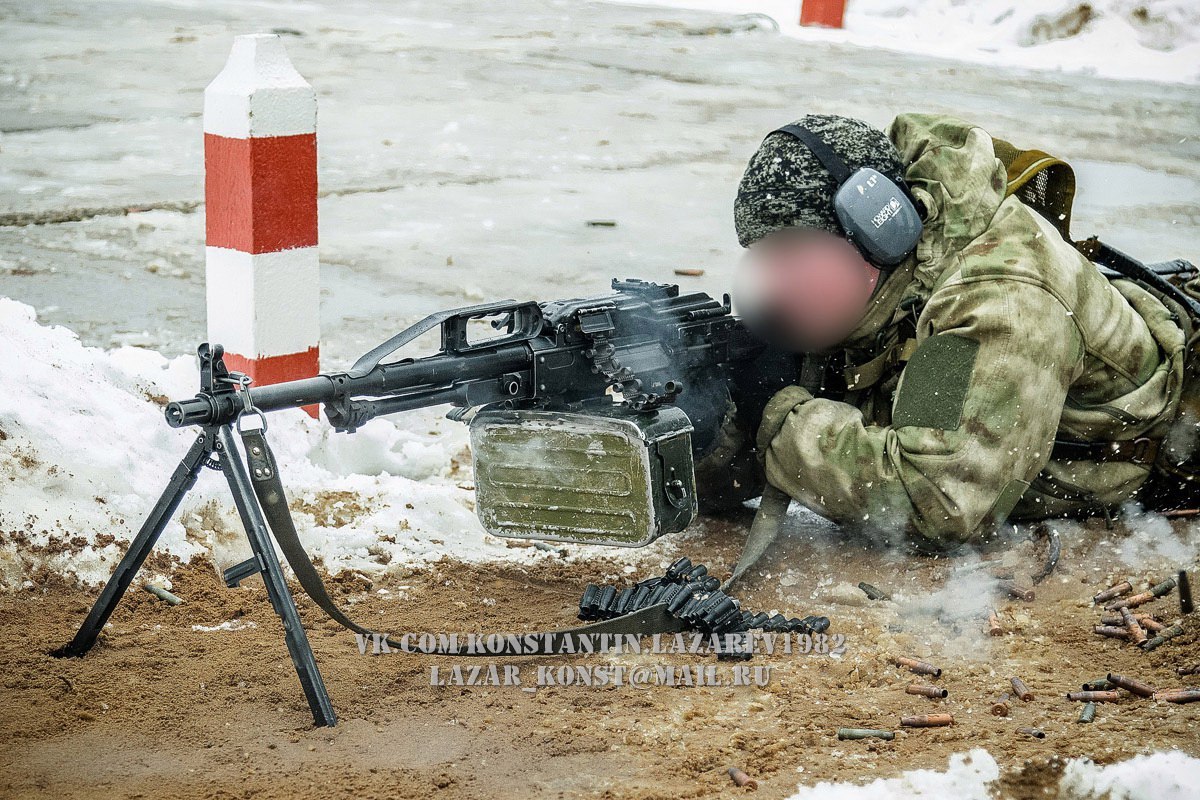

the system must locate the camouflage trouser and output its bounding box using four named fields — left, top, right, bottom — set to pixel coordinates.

left=1136, top=273, right=1200, bottom=511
